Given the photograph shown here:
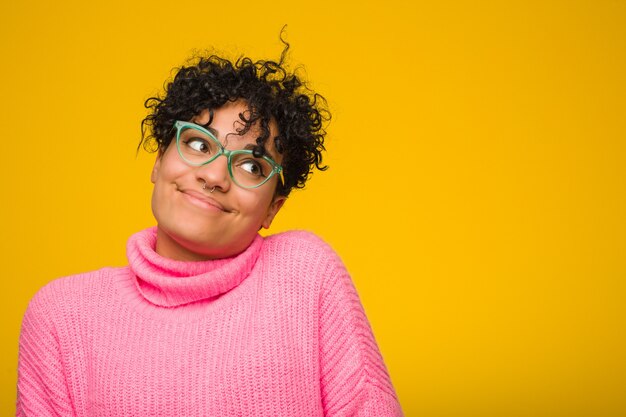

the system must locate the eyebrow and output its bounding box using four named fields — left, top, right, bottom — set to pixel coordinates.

left=242, top=143, right=279, bottom=162
left=196, top=122, right=228, bottom=146
left=199, top=121, right=219, bottom=138
left=197, top=122, right=278, bottom=162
